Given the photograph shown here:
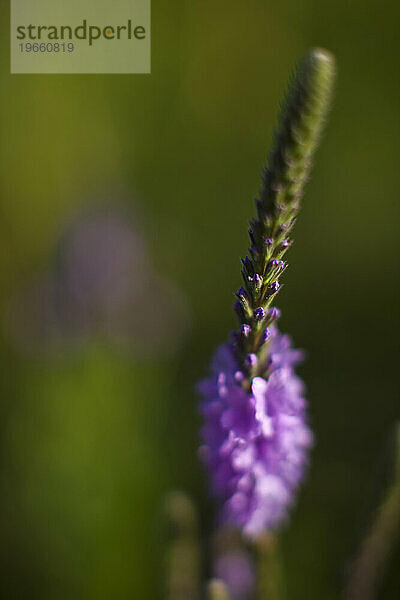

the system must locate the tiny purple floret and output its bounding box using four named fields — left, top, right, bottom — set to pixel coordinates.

left=261, top=328, right=271, bottom=343
left=241, top=324, right=251, bottom=337
left=236, top=287, right=248, bottom=300
left=268, top=307, right=281, bottom=321
left=254, top=307, right=265, bottom=320
left=244, top=353, right=258, bottom=370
